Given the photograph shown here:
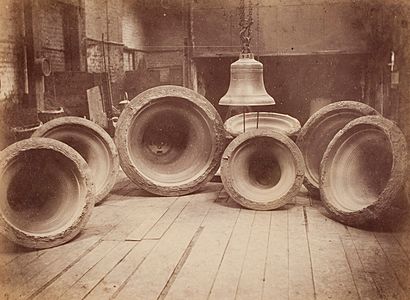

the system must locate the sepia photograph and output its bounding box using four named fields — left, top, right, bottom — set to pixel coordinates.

left=0, top=0, right=410, bottom=299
